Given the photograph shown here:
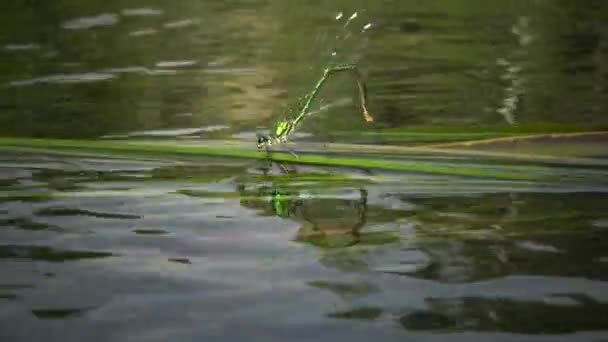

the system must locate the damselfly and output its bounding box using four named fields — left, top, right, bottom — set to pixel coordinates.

left=256, top=63, right=374, bottom=156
